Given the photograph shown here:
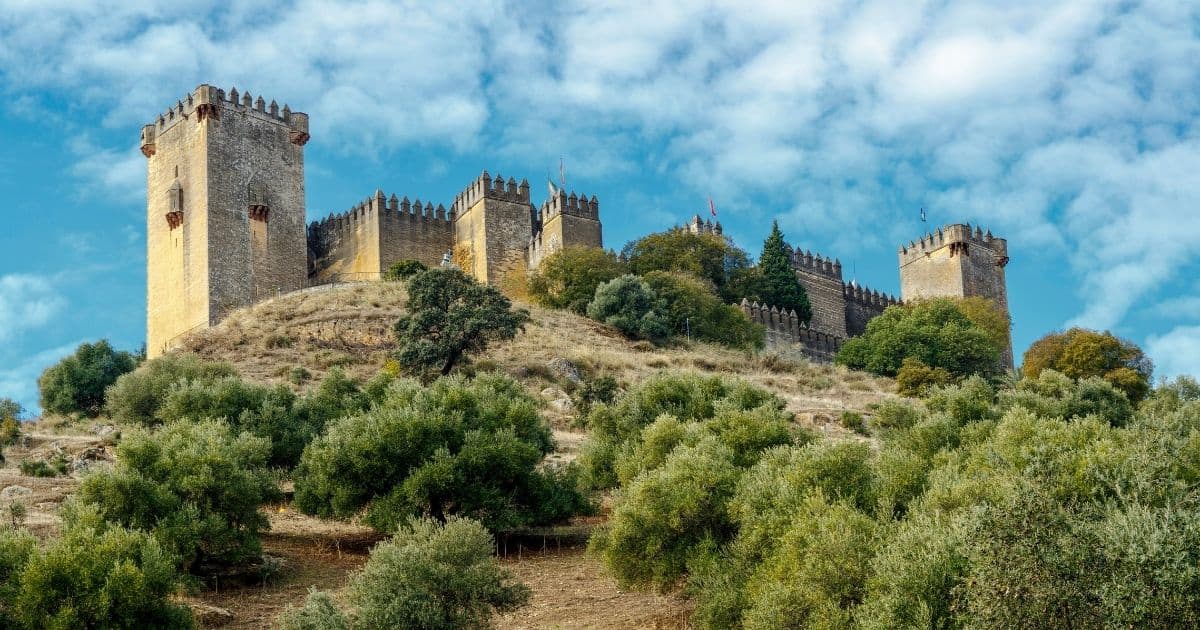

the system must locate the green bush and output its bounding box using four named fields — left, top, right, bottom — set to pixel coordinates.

left=579, top=372, right=785, bottom=489
left=591, top=439, right=742, bottom=591
left=571, top=375, right=619, bottom=418
left=835, top=299, right=1001, bottom=379
left=621, top=228, right=757, bottom=303
left=104, top=353, right=237, bottom=425
left=283, top=517, right=529, bottom=630
left=642, top=271, right=764, bottom=350
left=1, top=502, right=193, bottom=629
left=38, top=340, right=138, bottom=416
left=383, top=258, right=428, bottom=281
left=528, top=246, right=627, bottom=314
left=999, top=369, right=1134, bottom=426
left=18, top=454, right=68, bottom=478
left=586, top=275, right=669, bottom=344
left=1023, top=327, right=1153, bottom=402
left=277, top=589, right=349, bottom=630
left=294, top=374, right=586, bottom=533
left=895, top=357, right=952, bottom=397
left=394, top=268, right=529, bottom=378
left=75, top=419, right=281, bottom=573
left=112, top=364, right=367, bottom=469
